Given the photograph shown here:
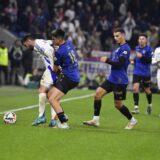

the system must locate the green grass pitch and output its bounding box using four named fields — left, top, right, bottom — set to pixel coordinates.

left=0, top=86, right=160, bottom=160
